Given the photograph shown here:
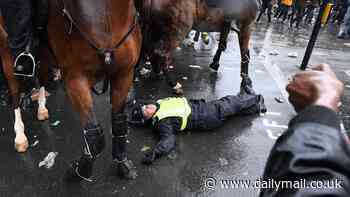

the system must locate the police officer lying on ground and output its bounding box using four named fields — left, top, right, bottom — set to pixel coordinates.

left=260, top=64, right=350, bottom=196
left=130, top=77, right=267, bottom=165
